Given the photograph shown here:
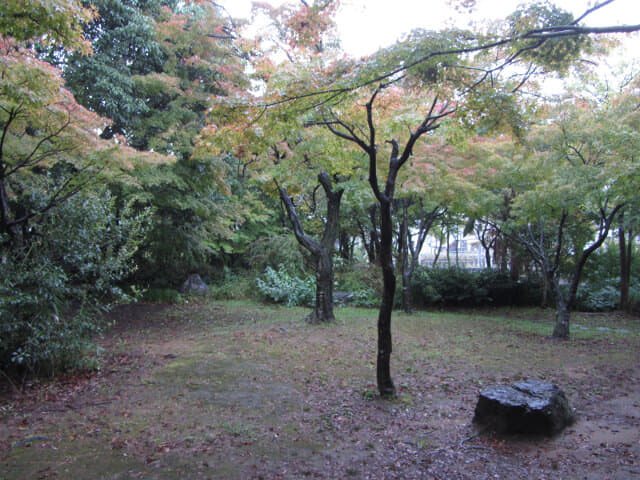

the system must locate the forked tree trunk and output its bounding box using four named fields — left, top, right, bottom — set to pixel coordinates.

left=321, top=89, right=451, bottom=397
left=277, top=172, right=343, bottom=323
left=554, top=215, right=621, bottom=339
